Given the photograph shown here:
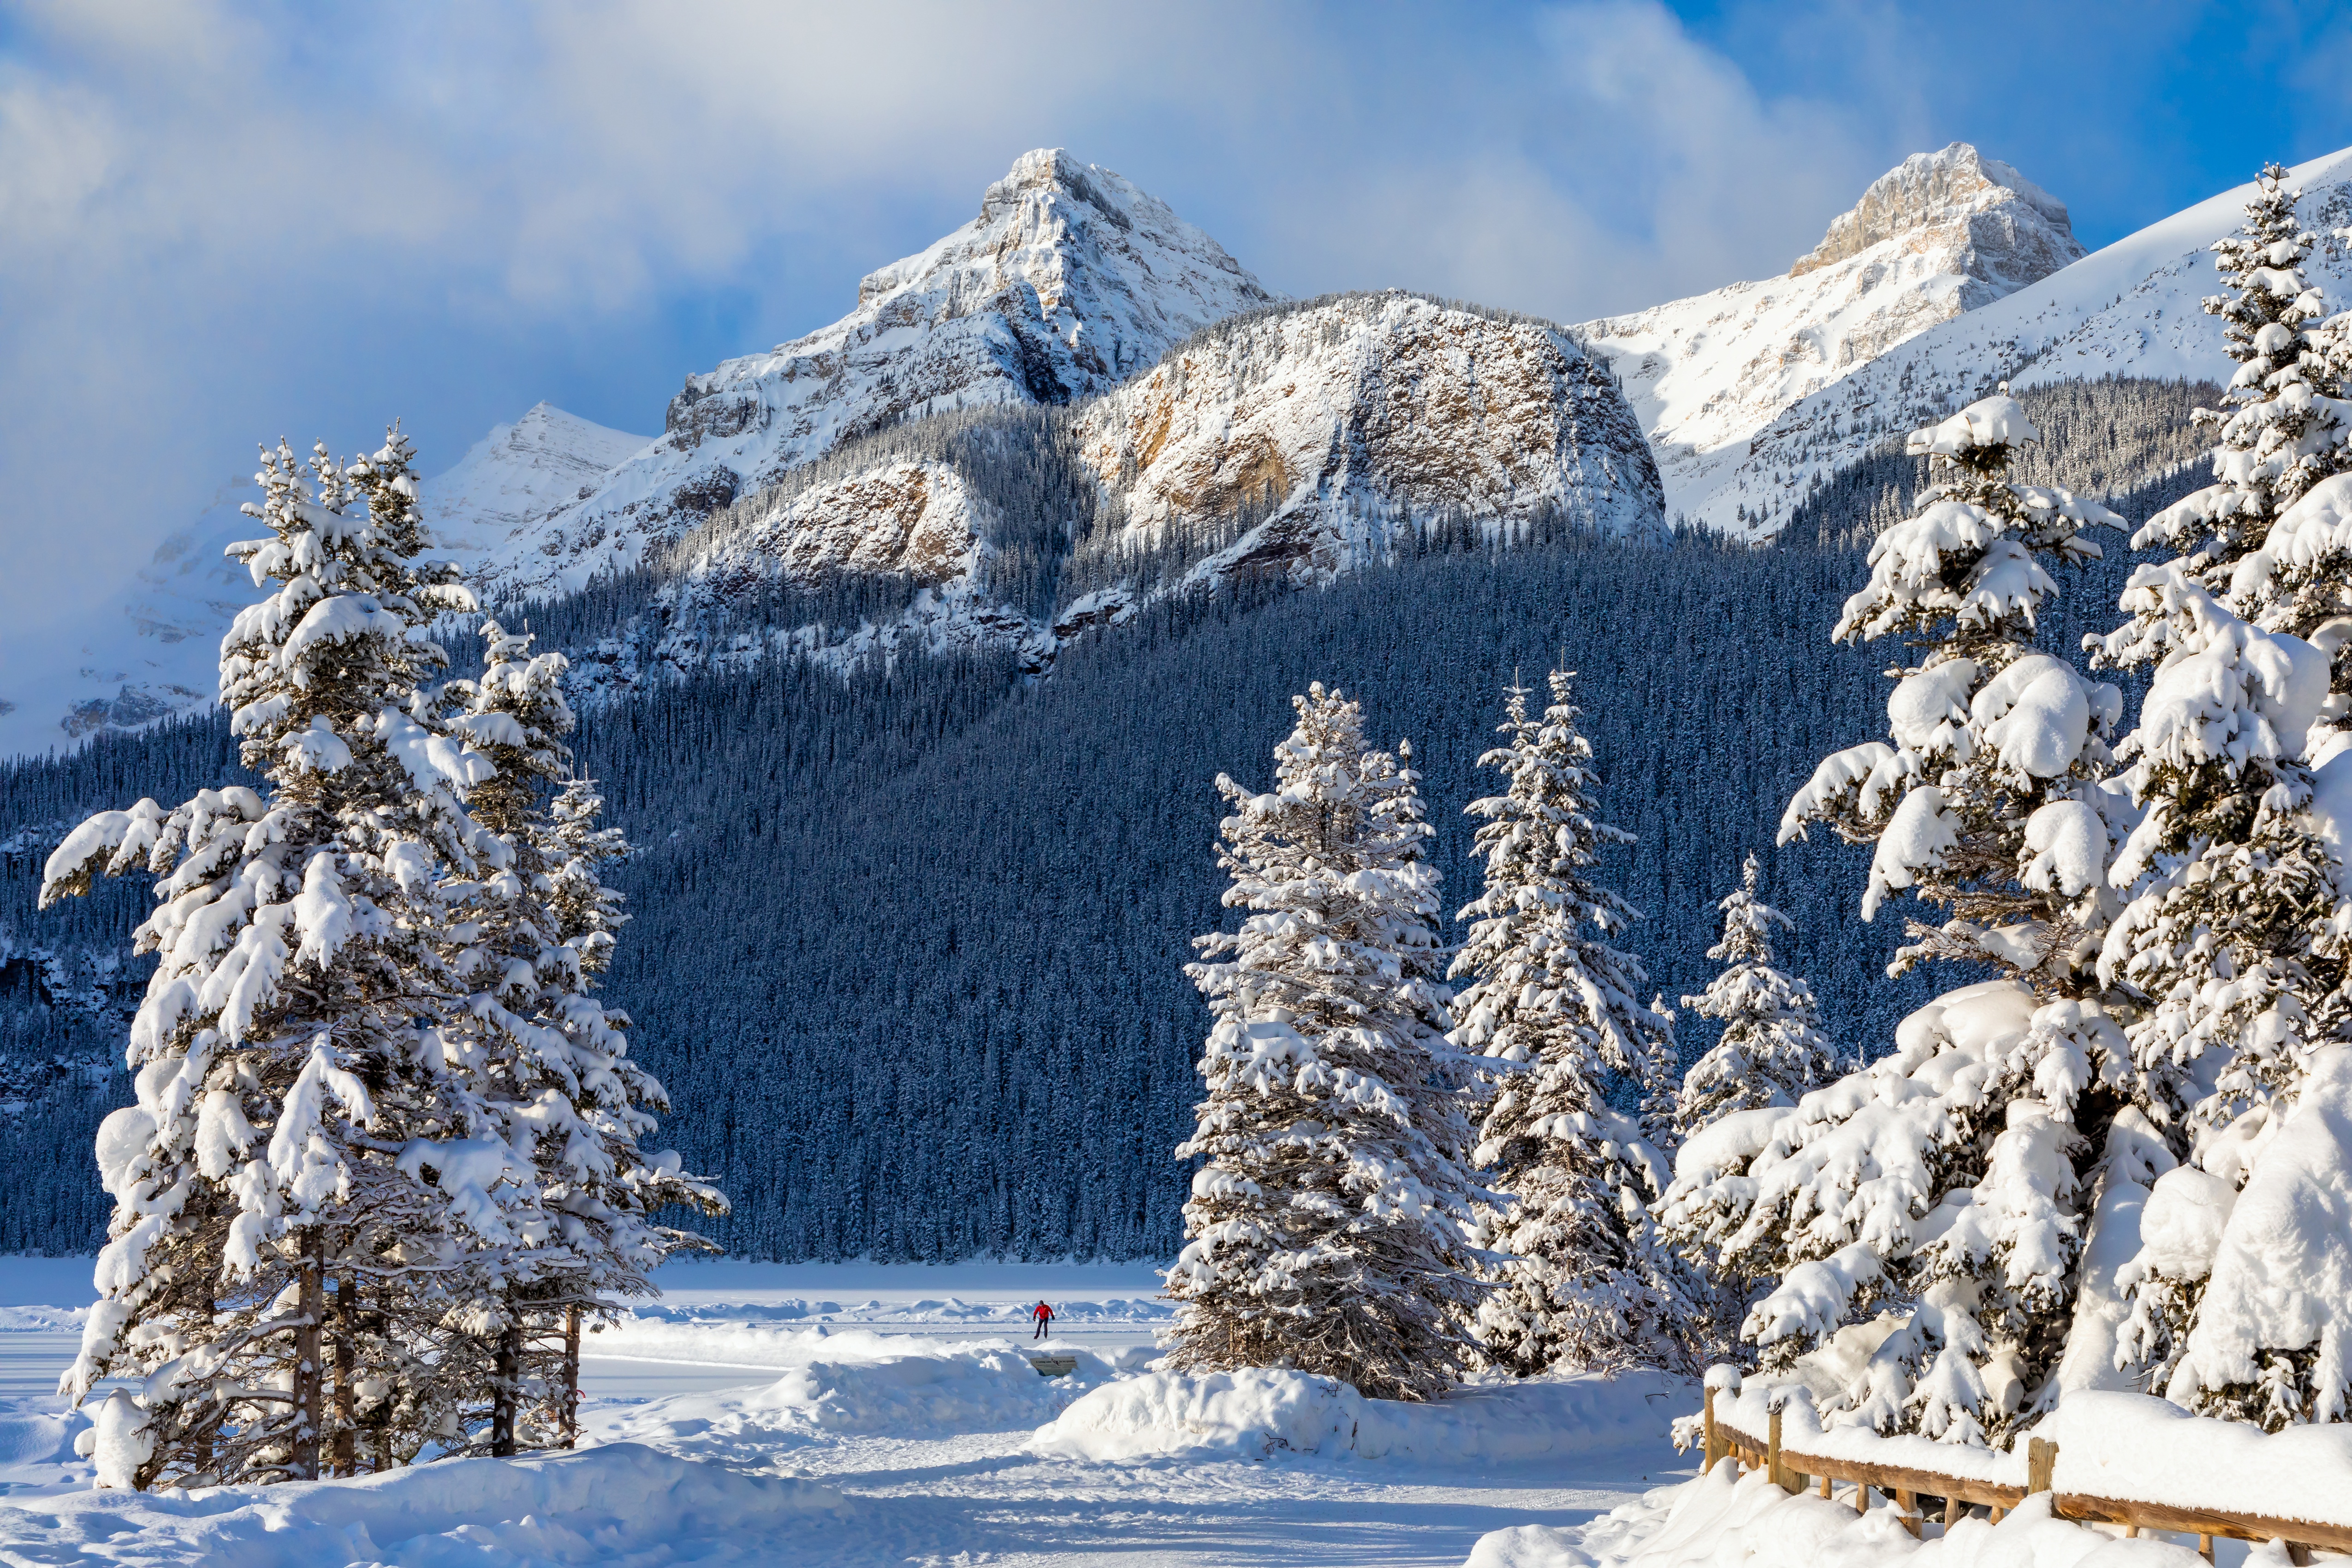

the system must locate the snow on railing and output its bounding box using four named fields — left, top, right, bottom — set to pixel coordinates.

left=1695, top=1374, right=2352, bottom=1566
